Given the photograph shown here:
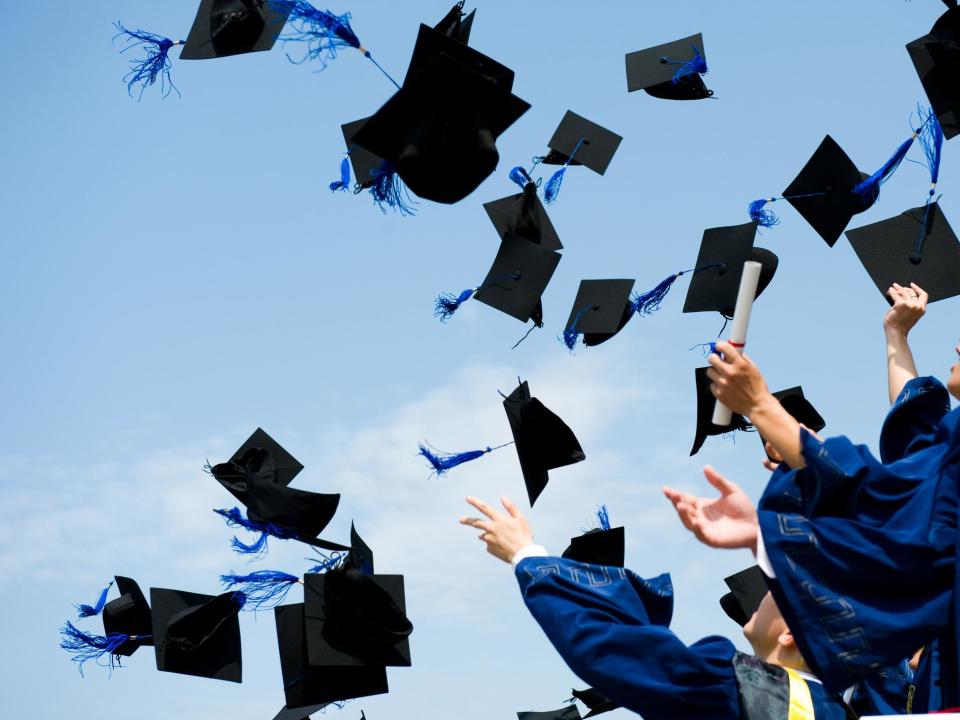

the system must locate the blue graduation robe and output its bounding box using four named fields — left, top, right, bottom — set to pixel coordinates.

left=516, top=556, right=849, bottom=719
left=848, top=660, right=914, bottom=716
left=757, top=377, right=960, bottom=699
